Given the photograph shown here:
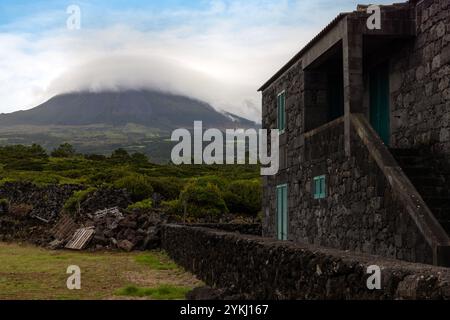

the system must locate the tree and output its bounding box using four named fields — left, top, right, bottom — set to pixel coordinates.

left=51, top=143, right=76, bottom=158
left=131, top=152, right=149, bottom=165
left=110, top=148, right=131, bottom=162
